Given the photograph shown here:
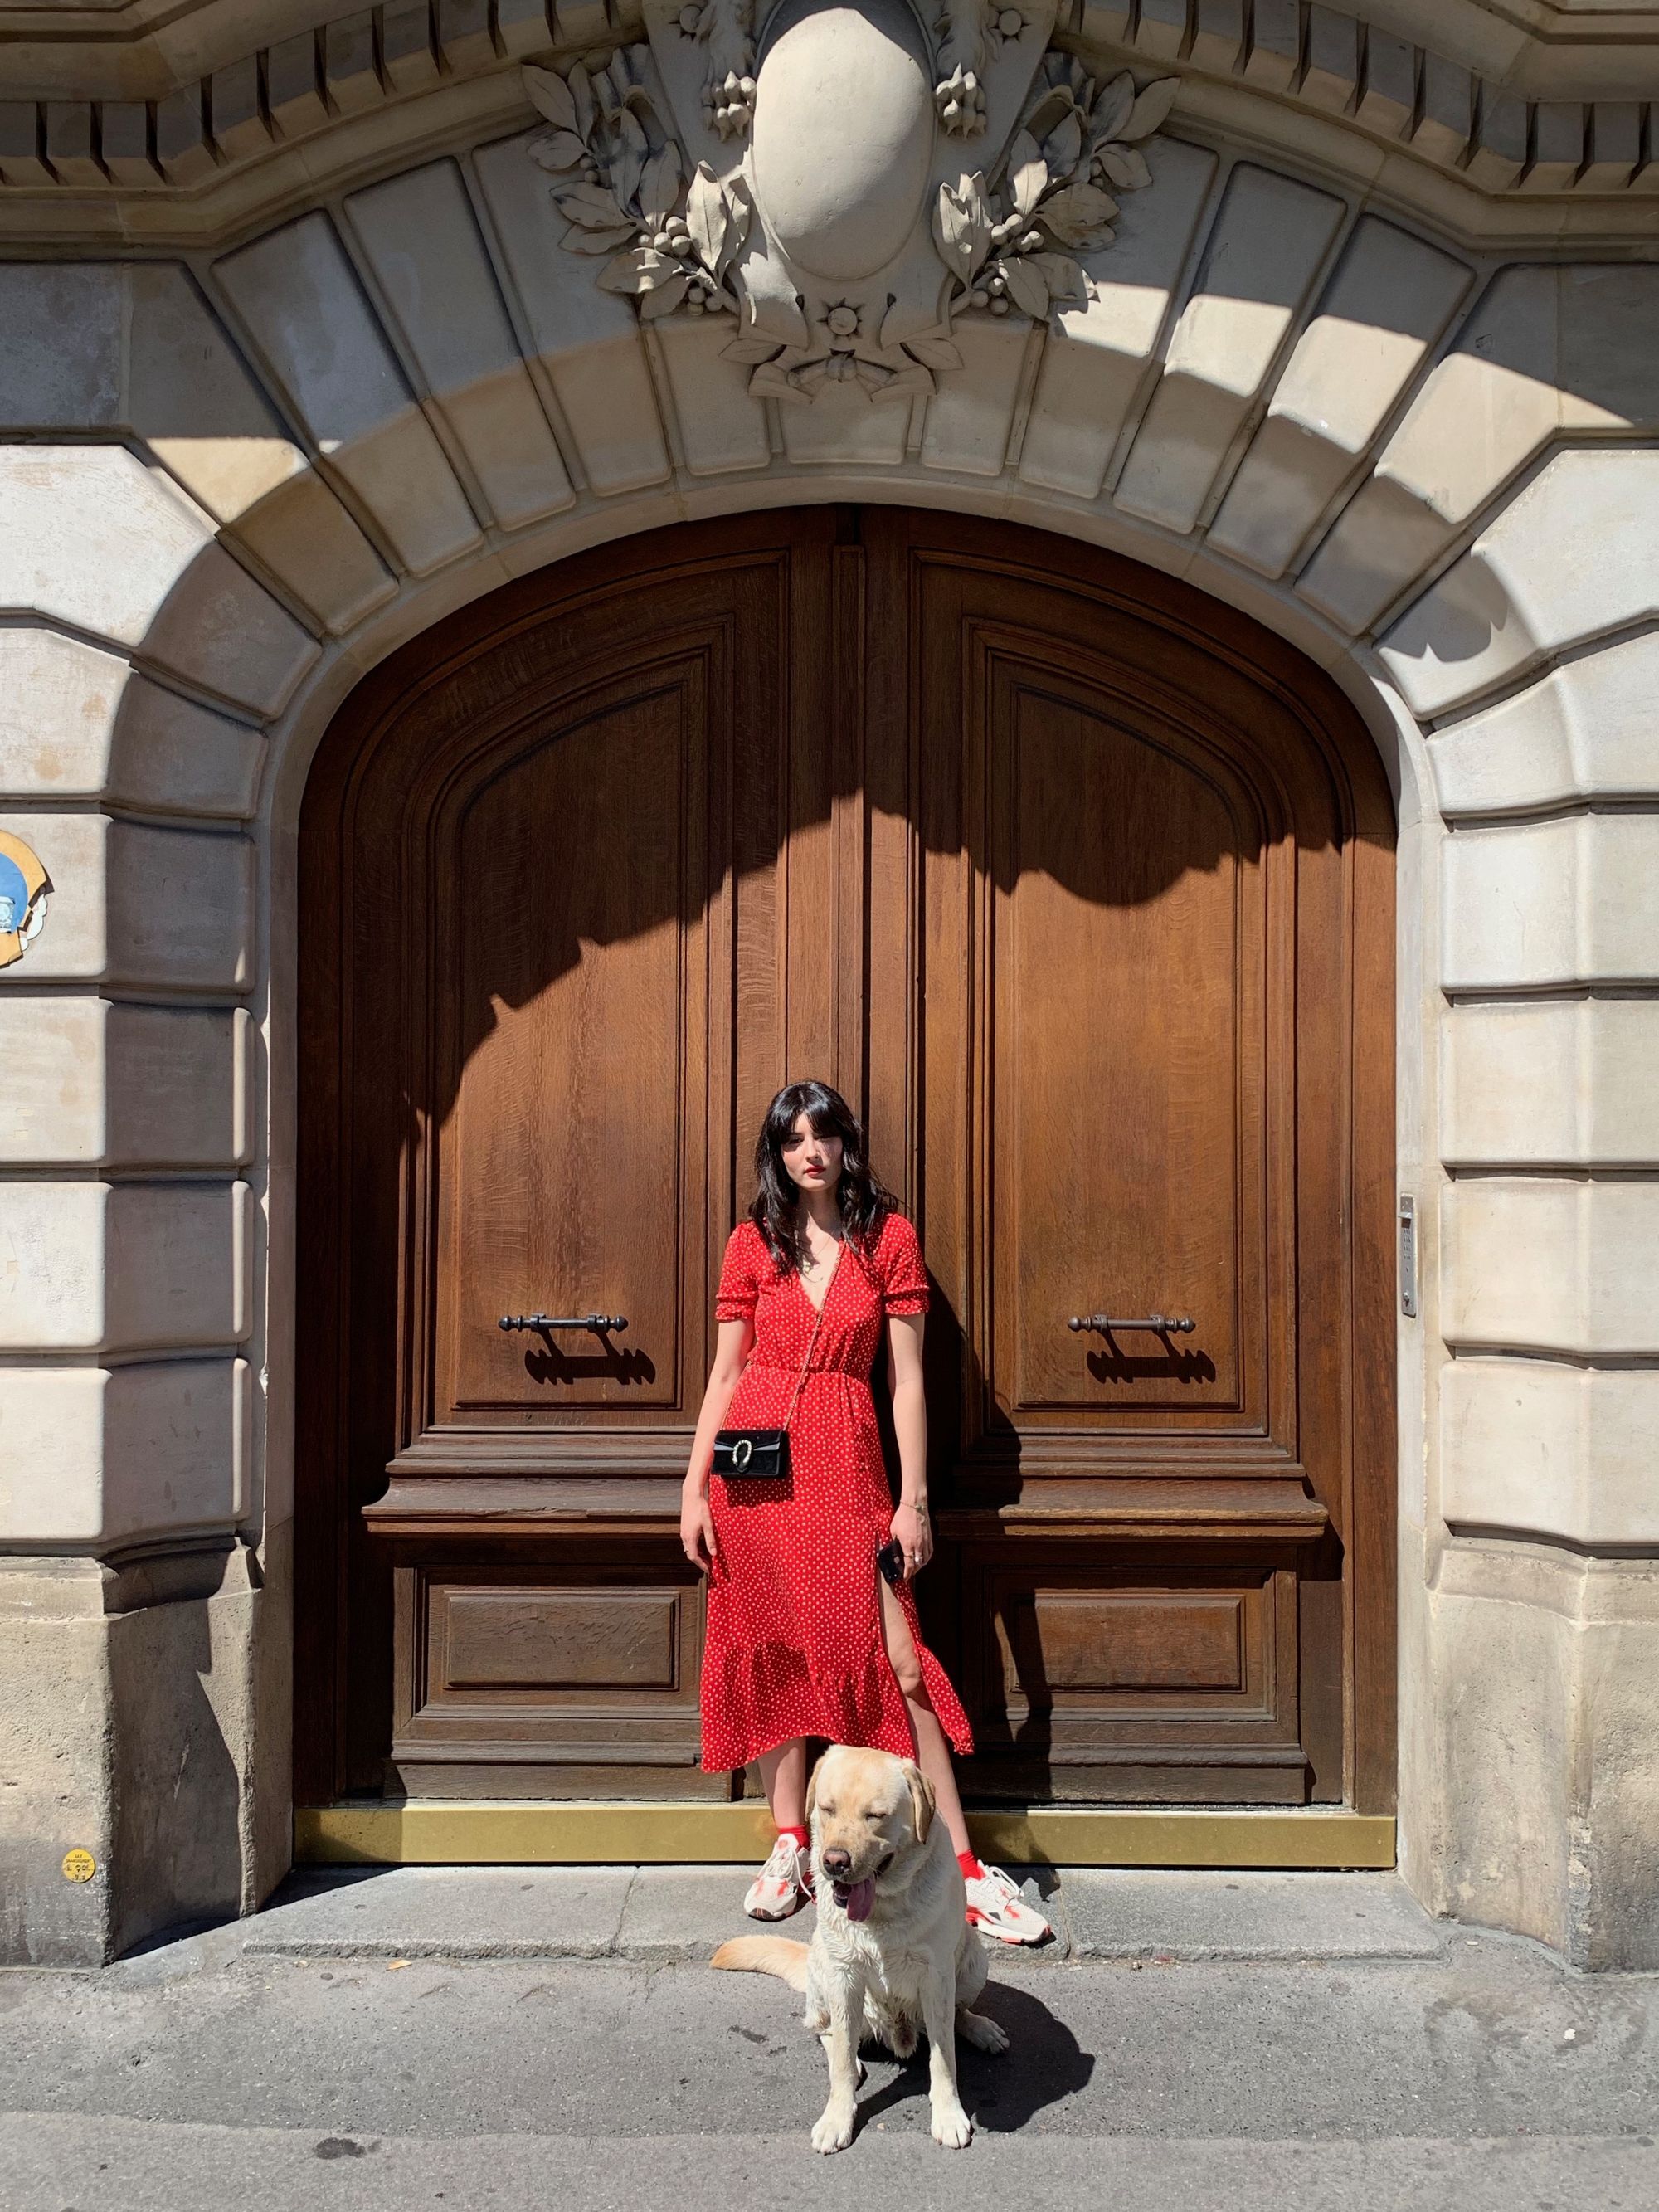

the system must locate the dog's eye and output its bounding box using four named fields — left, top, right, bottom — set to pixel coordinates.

left=816, top=1804, right=834, bottom=1816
